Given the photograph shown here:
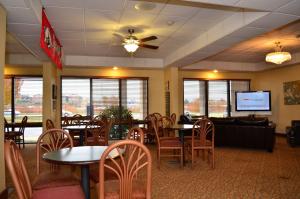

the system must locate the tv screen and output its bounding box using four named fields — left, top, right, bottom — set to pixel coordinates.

left=235, top=91, right=271, bottom=111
